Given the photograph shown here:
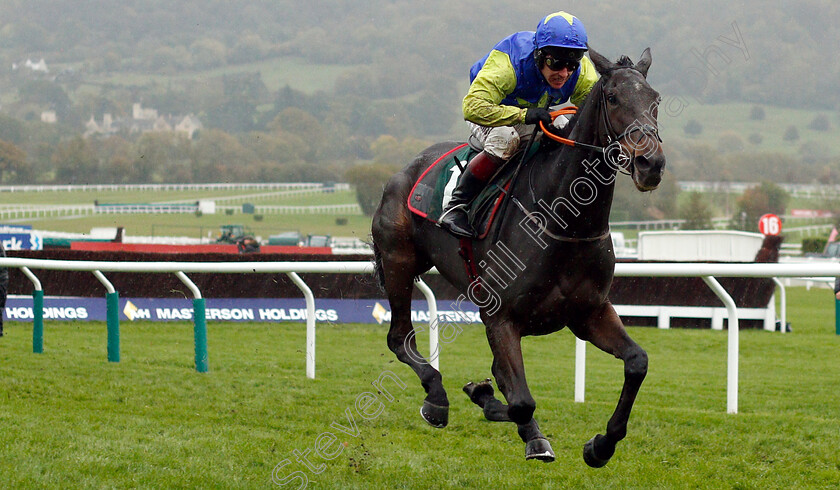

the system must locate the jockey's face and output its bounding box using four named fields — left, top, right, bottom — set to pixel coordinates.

left=541, top=63, right=573, bottom=89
